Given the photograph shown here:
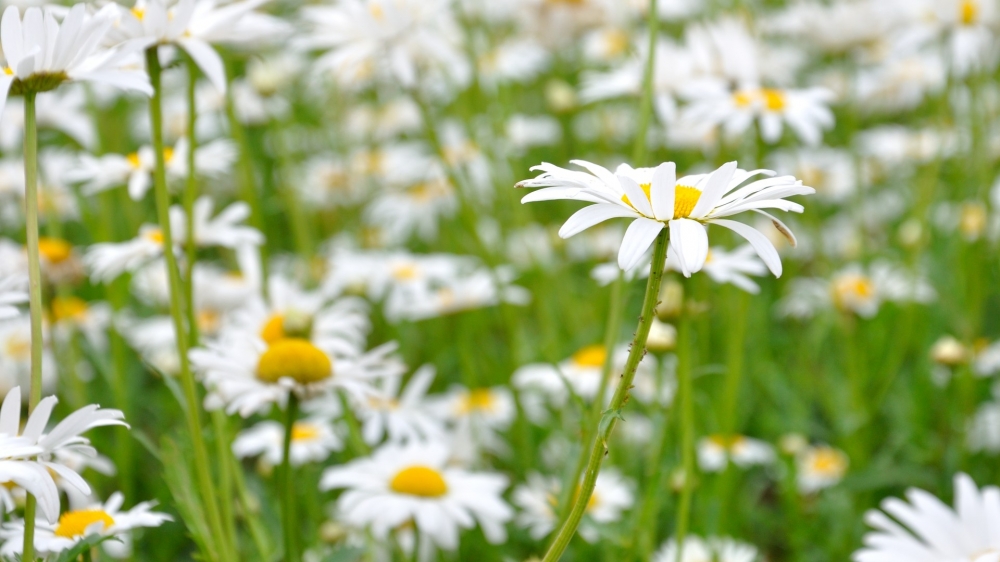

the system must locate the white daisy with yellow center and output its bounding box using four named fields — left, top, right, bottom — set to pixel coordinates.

left=654, top=535, right=759, bottom=562
left=355, top=365, right=445, bottom=445
left=517, top=159, right=813, bottom=275
left=320, top=441, right=512, bottom=550
left=512, top=470, right=633, bottom=542
left=190, top=333, right=404, bottom=418
left=0, top=492, right=170, bottom=557
left=697, top=434, right=776, bottom=473
left=796, top=444, right=849, bottom=493
left=232, top=418, right=342, bottom=467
